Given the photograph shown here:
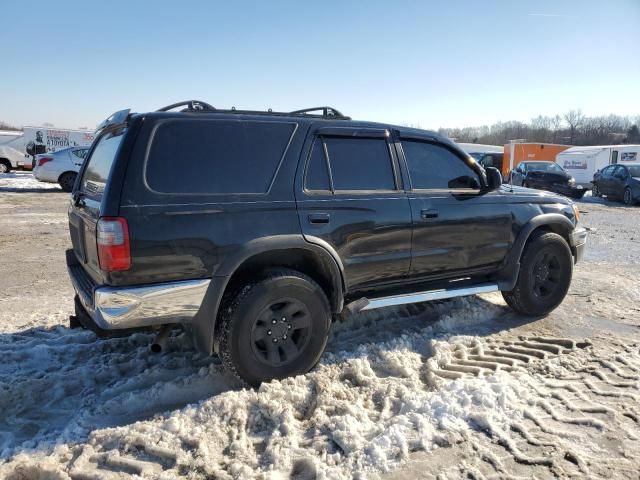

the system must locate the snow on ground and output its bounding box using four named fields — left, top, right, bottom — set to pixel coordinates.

left=0, top=172, right=61, bottom=192
left=1, top=295, right=639, bottom=479
left=0, top=187, right=639, bottom=479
